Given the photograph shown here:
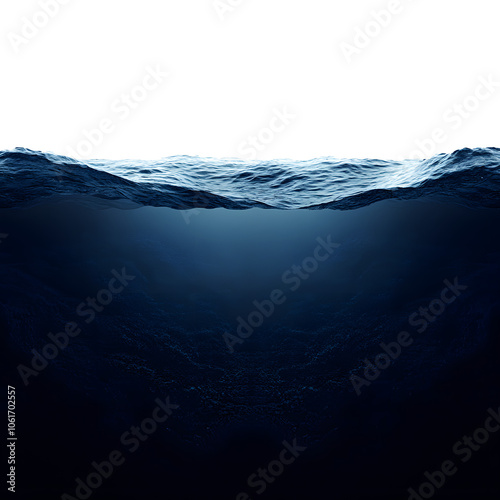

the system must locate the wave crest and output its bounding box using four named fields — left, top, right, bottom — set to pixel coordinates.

left=1, top=147, right=499, bottom=209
